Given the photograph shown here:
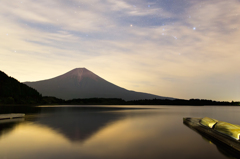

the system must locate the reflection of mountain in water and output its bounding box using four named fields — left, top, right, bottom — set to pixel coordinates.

left=34, top=107, right=125, bottom=142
